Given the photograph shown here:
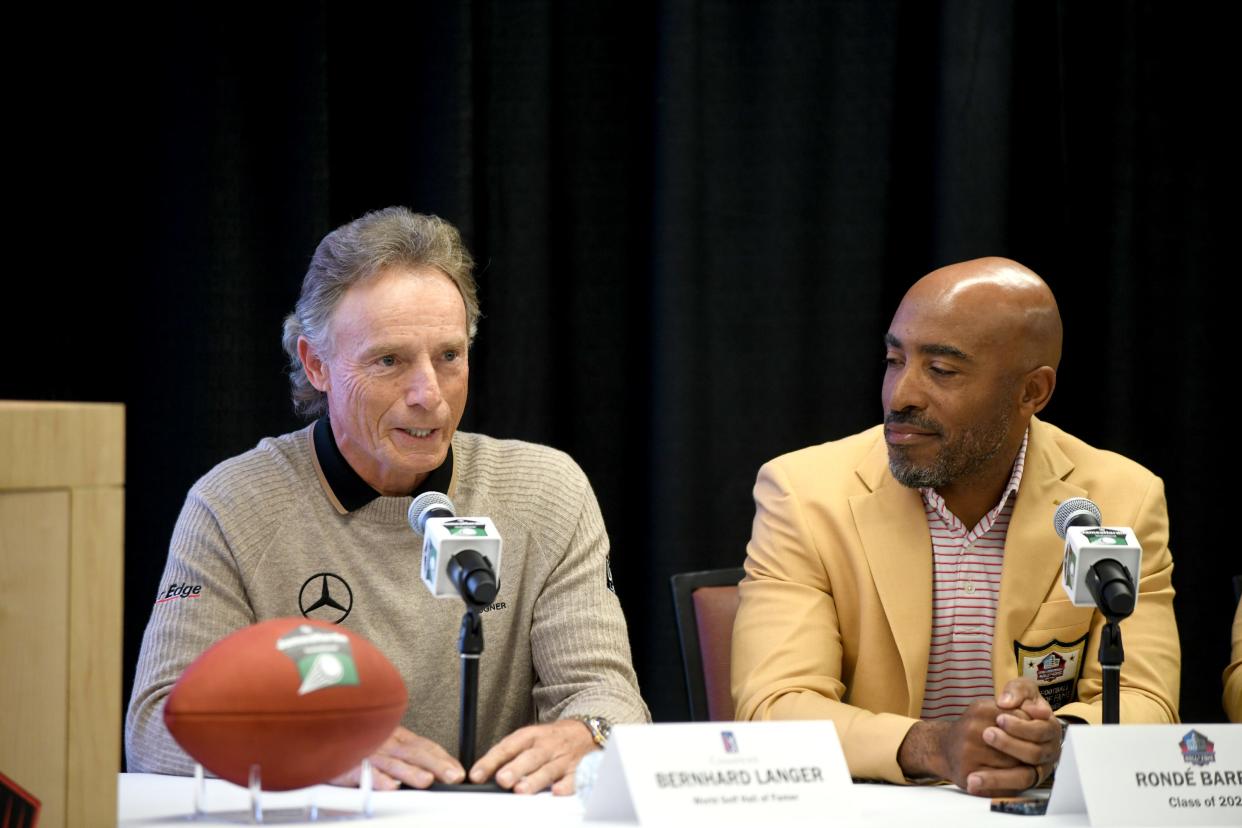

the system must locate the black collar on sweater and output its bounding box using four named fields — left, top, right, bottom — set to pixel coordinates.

left=312, top=415, right=454, bottom=512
